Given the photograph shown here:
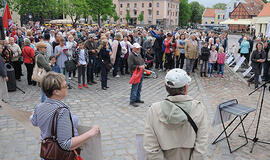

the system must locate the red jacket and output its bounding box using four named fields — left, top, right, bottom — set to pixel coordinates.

left=164, top=39, right=176, bottom=54
left=22, top=45, right=35, bottom=64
